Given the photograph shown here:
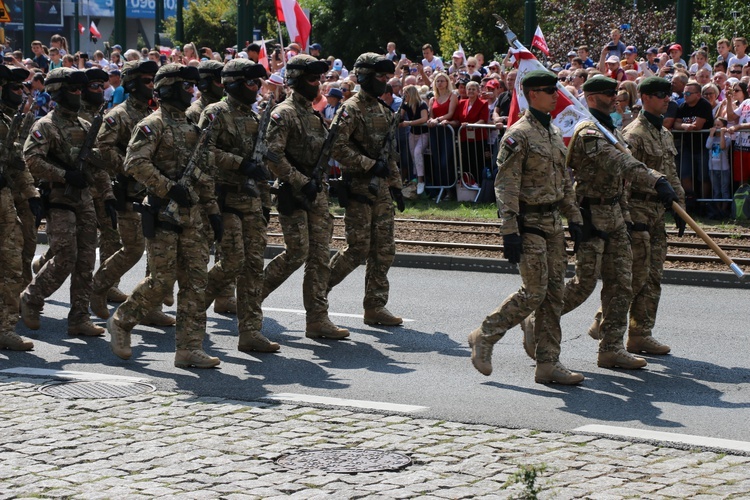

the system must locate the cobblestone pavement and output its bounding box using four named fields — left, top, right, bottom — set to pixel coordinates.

left=2, top=376, right=750, bottom=499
